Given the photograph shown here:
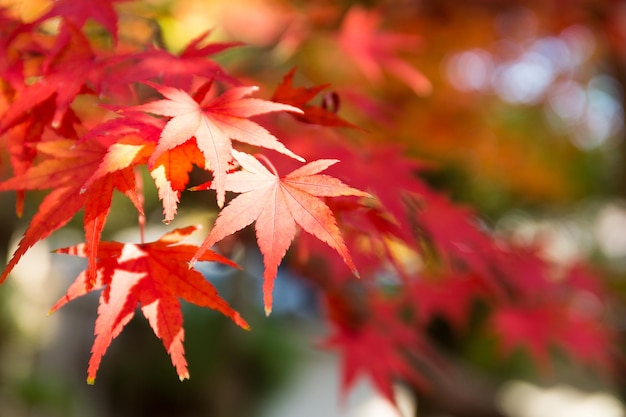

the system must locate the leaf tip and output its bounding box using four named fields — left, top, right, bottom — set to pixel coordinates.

left=87, top=377, right=95, bottom=385
left=264, top=306, right=272, bottom=317
left=235, top=314, right=251, bottom=330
